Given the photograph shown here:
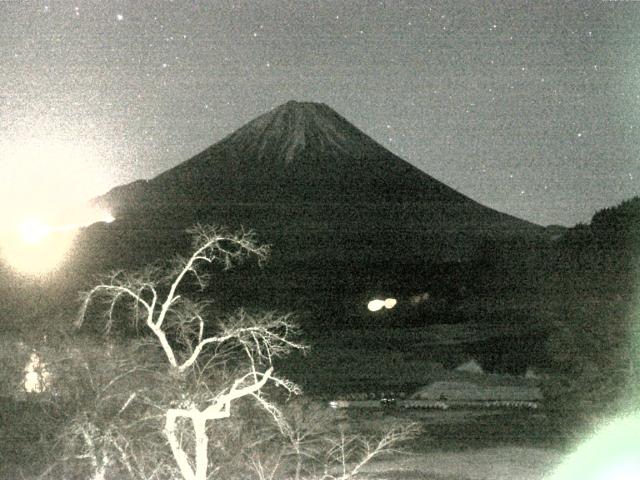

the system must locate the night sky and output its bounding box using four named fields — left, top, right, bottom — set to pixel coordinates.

left=1, top=0, right=639, bottom=227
